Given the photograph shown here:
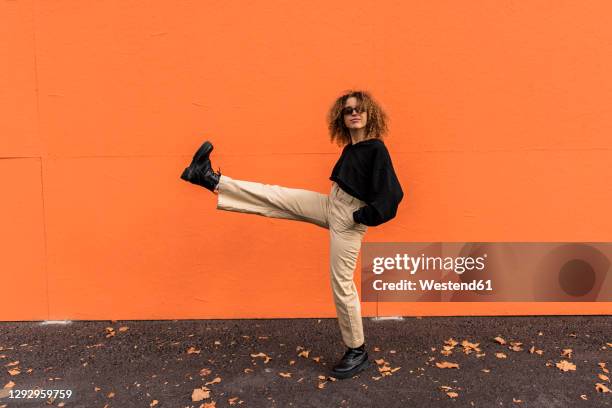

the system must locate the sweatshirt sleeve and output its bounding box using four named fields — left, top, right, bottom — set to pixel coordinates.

left=352, top=147, right=404, bottom=227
